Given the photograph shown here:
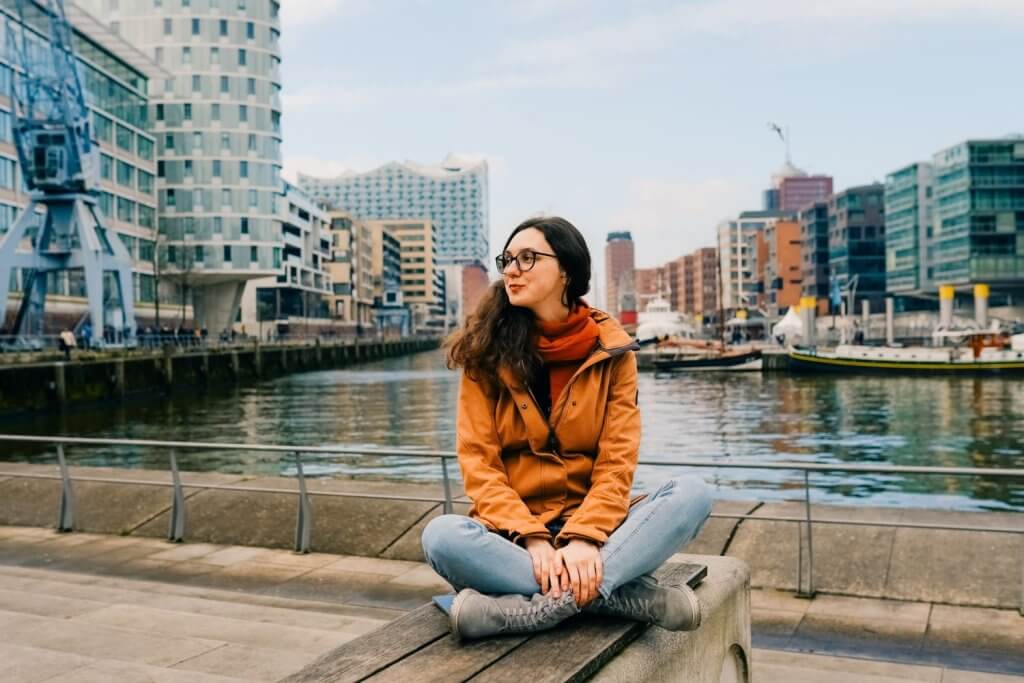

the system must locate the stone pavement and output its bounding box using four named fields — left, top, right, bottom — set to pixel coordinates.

left=1, top=526, right=1022, bottom=682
